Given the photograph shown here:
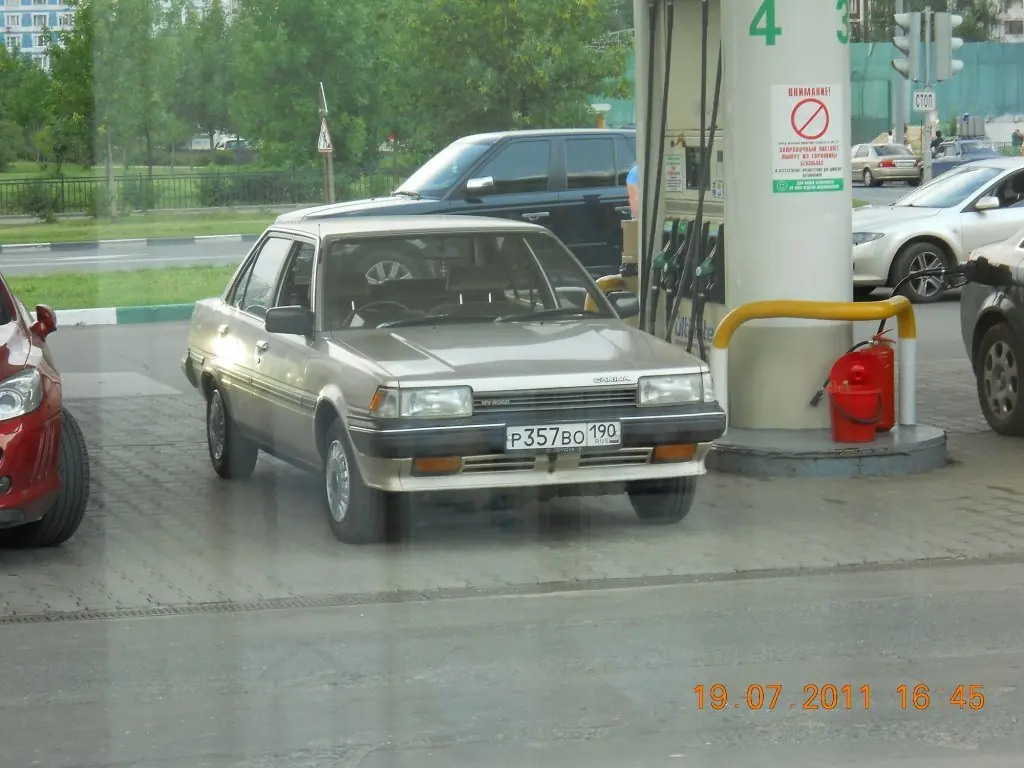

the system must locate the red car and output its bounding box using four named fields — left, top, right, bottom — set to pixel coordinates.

left=0, top=272, right=89, bottom=548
